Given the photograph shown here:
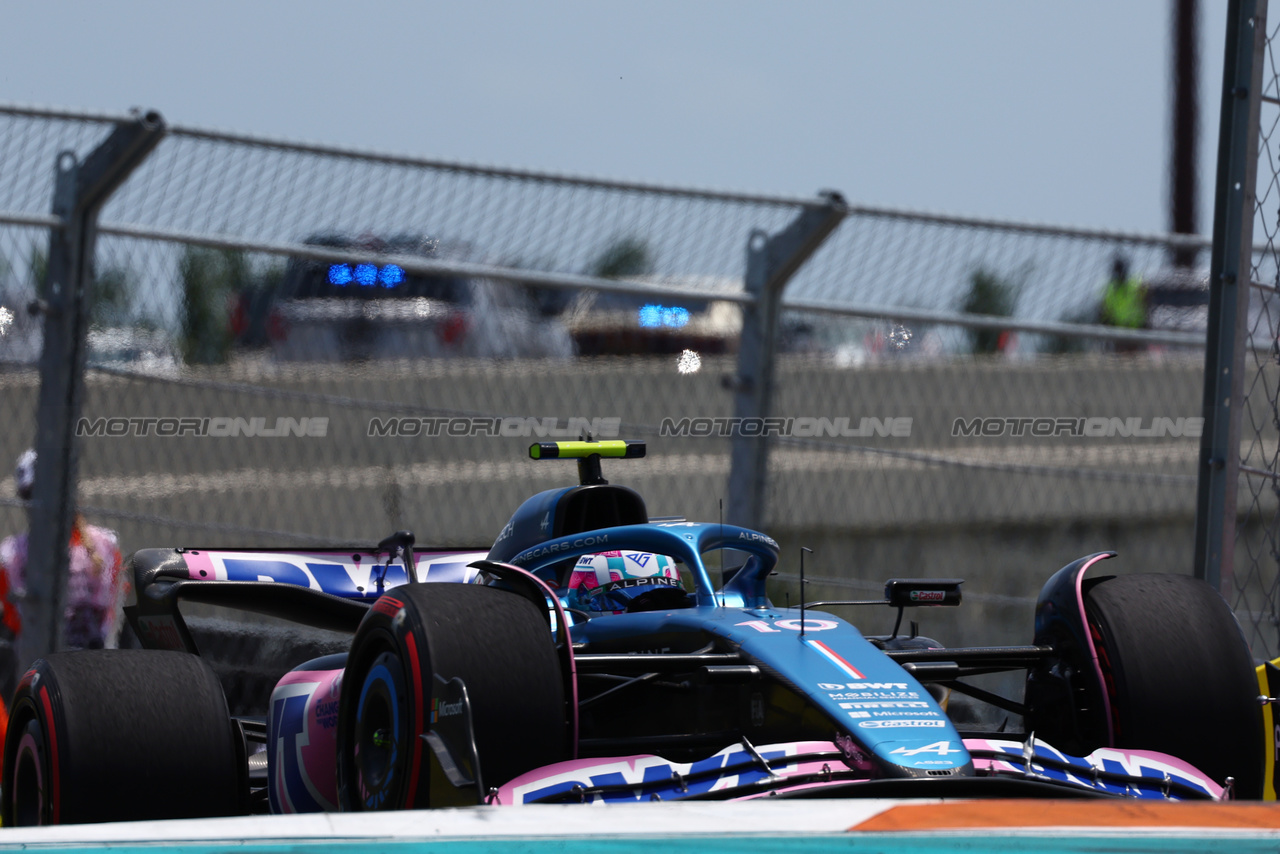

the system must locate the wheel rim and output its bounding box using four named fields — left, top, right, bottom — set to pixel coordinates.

left=352, top=650, right=406, bottom=810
